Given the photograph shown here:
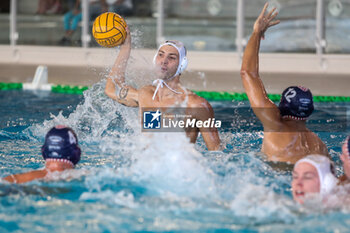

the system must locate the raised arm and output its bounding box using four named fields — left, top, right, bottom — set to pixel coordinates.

left=240, top=3, right=281, bottom=127
left=105, top=27, right=139, bottom=107
left=340, top=138, right=350, bottom=181
left=200, top=112, right=221, bottom=151
left=192, top=99, right=221, bottom=151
